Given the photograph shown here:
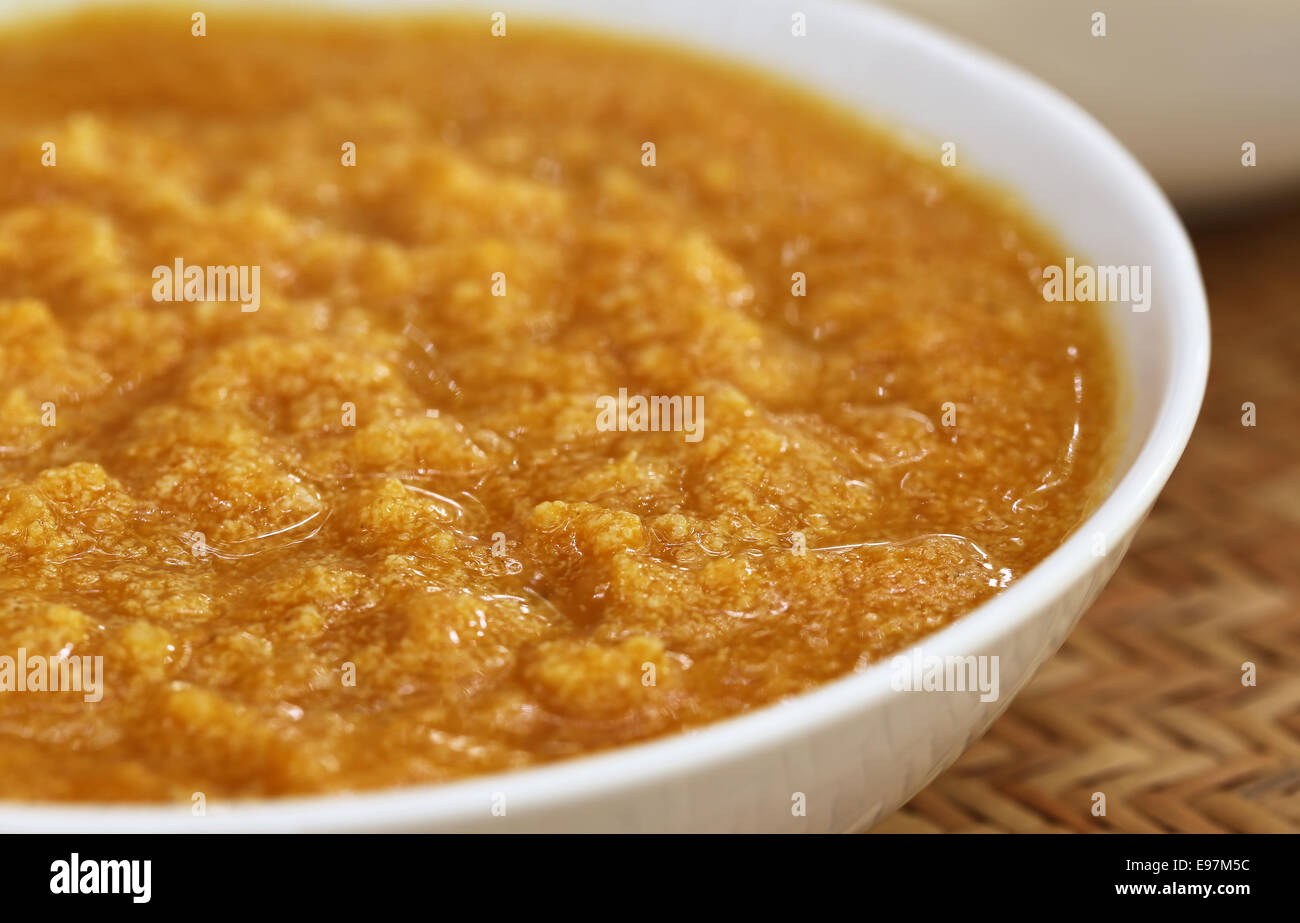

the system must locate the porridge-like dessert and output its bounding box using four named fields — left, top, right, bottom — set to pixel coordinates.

left=0, top=10, right=1118, bottom=800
